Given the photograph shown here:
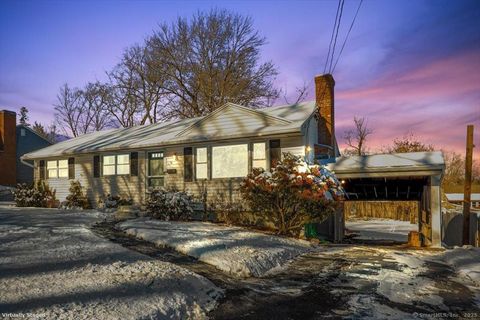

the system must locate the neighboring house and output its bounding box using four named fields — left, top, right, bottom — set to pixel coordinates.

left=0, top=110, right=53, bottom=186
left=22, top=74, right=338, bottom=205
left=16, top=124, right=53, bottom=184
left=445, top=193, right=480, bottom=209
